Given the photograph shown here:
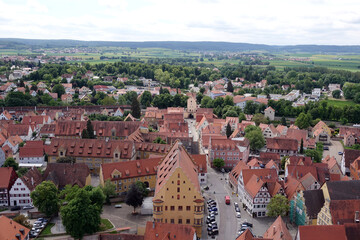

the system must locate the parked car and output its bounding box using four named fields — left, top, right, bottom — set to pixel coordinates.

left=242, top=222, right=253, bottom=228
left=207, top=226, right=213, bottom=232
left=236, top=212, right=241, bottom=218
left=211, top=228, right=219, bottom=235
left=10, top=206, right=21, bottom=211
left=234, top=202, right=239, bottom=208
left=338, top=152, right=343, bottom=155
left=23, top=205, right=34, bottom=210
left=210, top=210, right=218, bottom=215
left=204, top=186, right=209, bottom=191
left=235, top=206, right=240, bottom=212
left=225, top=195, right=230, bottom=205
left=323, top=146, right=329, bottom=150
left=114, top=204, right=122, bottom=208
